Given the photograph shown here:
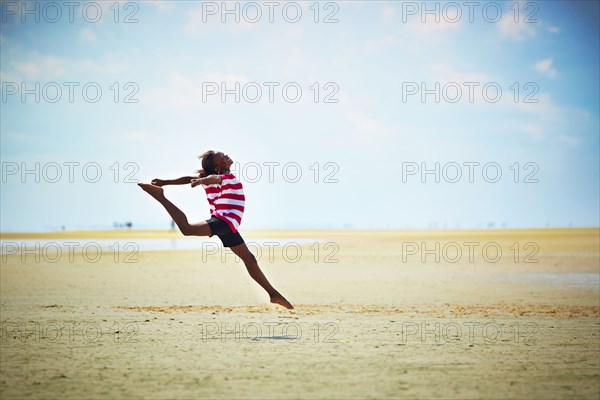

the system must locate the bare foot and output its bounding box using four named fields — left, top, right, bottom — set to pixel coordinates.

left=270, top=293, right=294, bottom=310
left=138, top=183, right=164, bottom=199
